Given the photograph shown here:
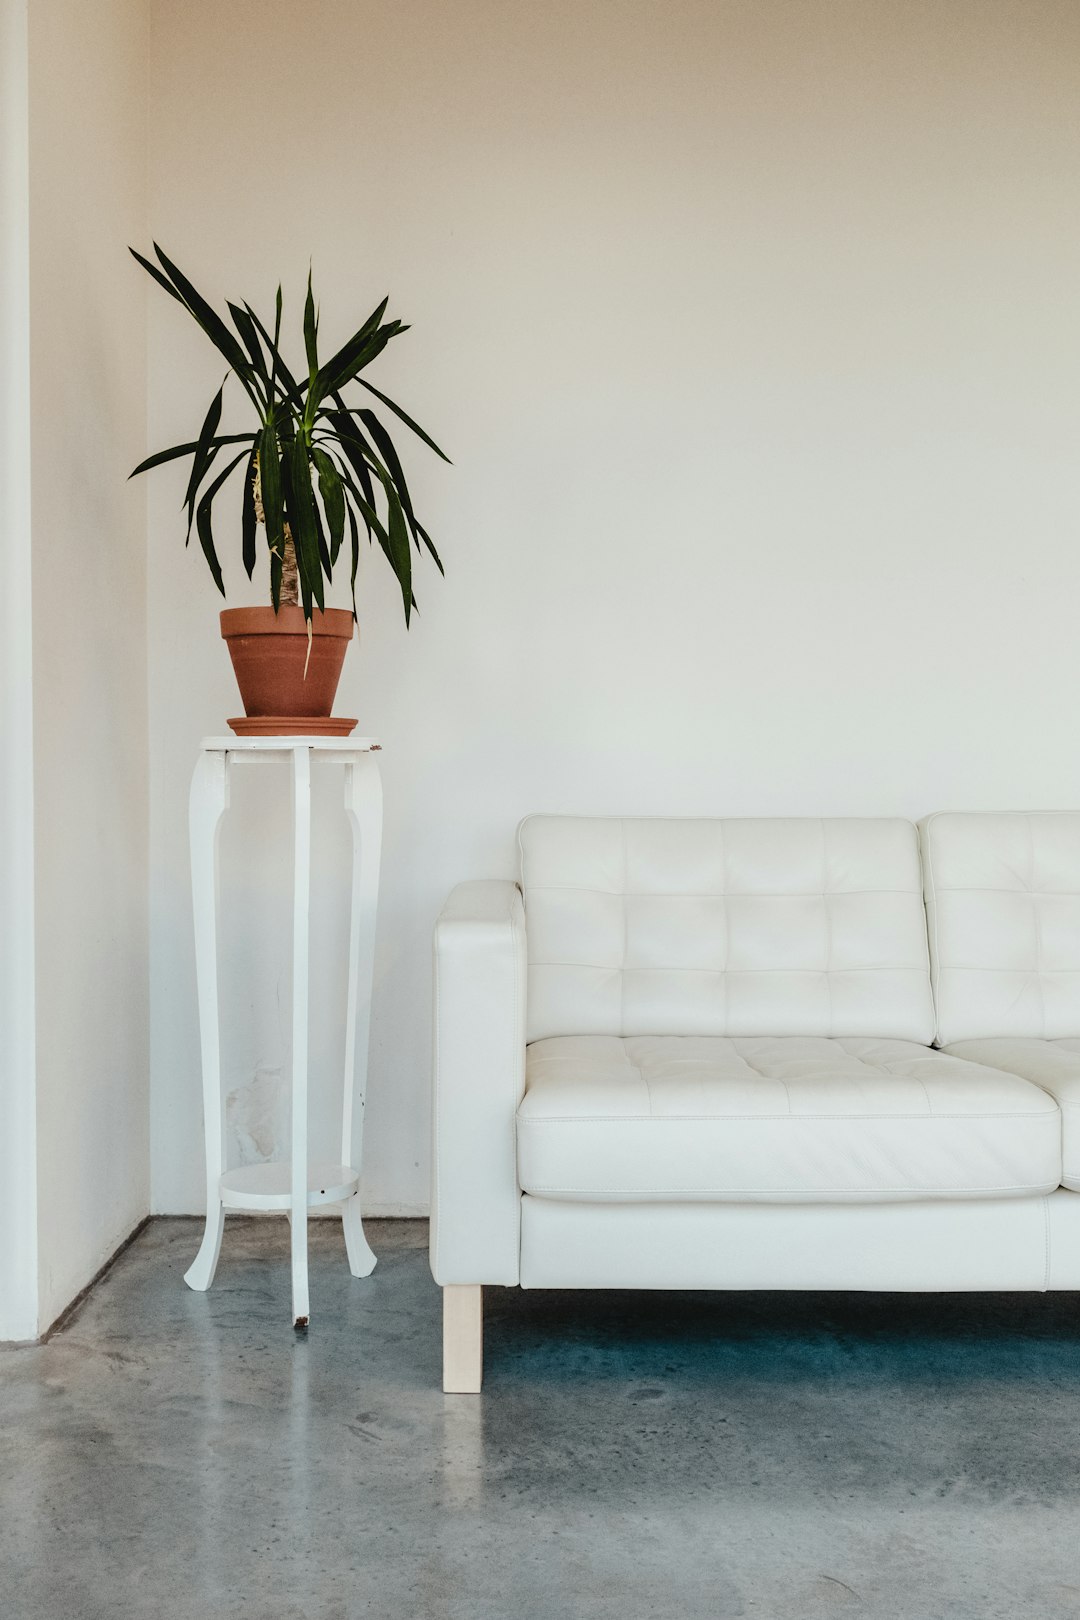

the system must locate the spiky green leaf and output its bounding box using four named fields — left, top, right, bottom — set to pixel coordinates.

left=269, top=539, right=283, bottom=611
left=244, top=298, right=303, bottom=410
left=284, top=437, right=324, bottom=613
left=346, top=501, right=360, bottom=620
left=357, top=406, right=425, bottom=546
left=313, top=500, right=332, bottom=579
left=303, top=269, right=318, bottom=381
left=317, top=322, right=405, bottom=400
left=129, top=432, right=255, bottom=478
left=325, top=408, right=379, bottom=511
left=414, top=521, right=444, bottom=575
left=241, top=447, right=258, bottom=579
left=228, top=301, right=270, bottom=394
left=152, top=244, right=255, bottom=384
left=335, top=446, right=412, bottom=624
left=355, top=378, right=451, bottom=462
left=129, top=247, right=188, bottom=310
left=311, top=447, right=346, bottom=567
left=313, top=296, right=387, bottom=396
left=328, top=451, right=391, bottom=553
left=312, top=310, right=403, bottom=403
left=380, top=473, right=412, bottom=625
left=183, top=383, right=225, bottom=538
left=258, top=423, right=284, bottom=552
left=194, top=449, right=249, bottom=596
